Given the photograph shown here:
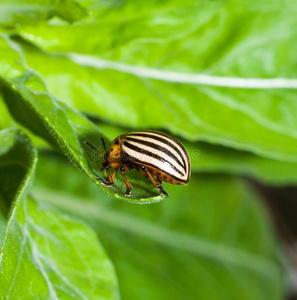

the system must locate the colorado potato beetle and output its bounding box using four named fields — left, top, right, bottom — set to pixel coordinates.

left=84, top=130, right=191, bottom=197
